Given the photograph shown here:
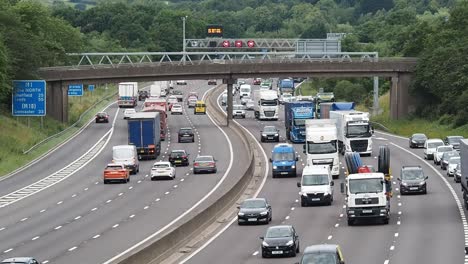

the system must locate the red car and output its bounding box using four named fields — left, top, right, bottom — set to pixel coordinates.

left=95, top=112, right=109, bottom=123
left=253, top=78, right=262, bottom=85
